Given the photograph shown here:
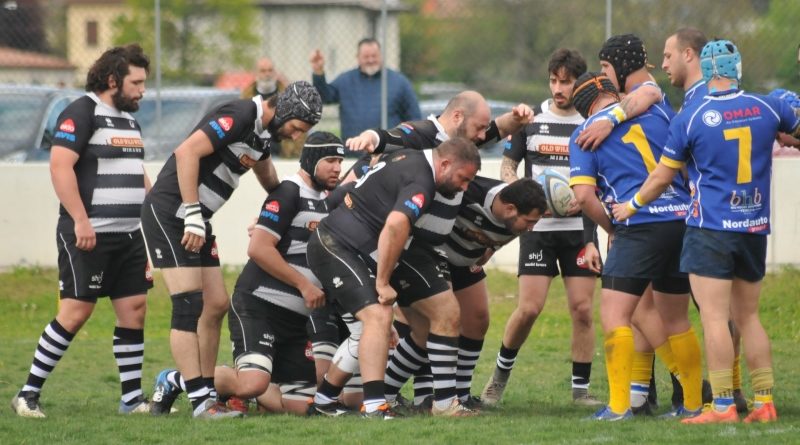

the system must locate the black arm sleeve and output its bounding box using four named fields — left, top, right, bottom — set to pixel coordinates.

left=582, top=214, right=598, bottom=245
